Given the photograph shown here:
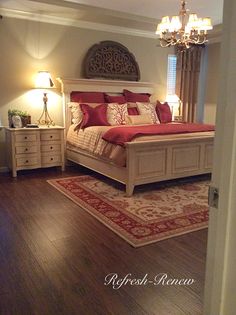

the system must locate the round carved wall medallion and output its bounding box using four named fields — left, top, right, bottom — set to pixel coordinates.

left=83, top=41, right=140, bottom=81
